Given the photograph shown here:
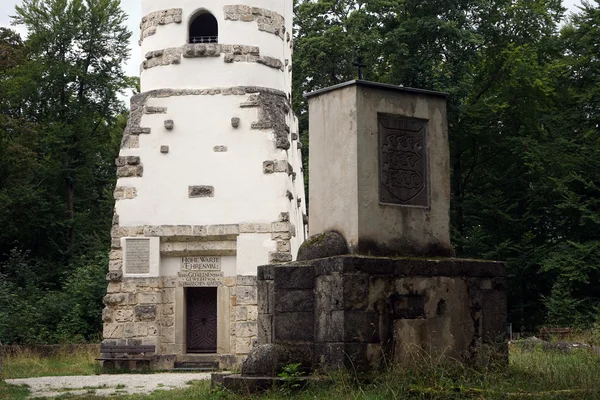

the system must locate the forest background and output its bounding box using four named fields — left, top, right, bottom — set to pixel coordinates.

left=0, top=0, right=599, bottom=344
